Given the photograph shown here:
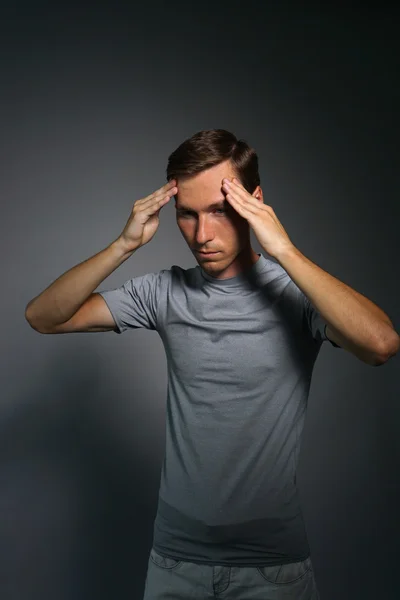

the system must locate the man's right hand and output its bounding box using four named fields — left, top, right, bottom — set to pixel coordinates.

left=118, top=179, right=178, bottom=252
